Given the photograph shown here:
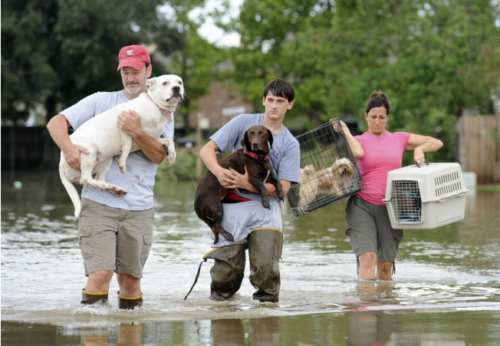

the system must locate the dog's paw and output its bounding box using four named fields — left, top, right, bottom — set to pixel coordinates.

left=167, top=148, right=176, bottom=166
left=110, top=185, right=127, bottom=196
left=159, top=138, right=177, bottom=166
left=222, top=231, right=234, bottom=242
left=118, top=160, right=127, bottom=173
left=261, top=197, right=271, bottom=209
